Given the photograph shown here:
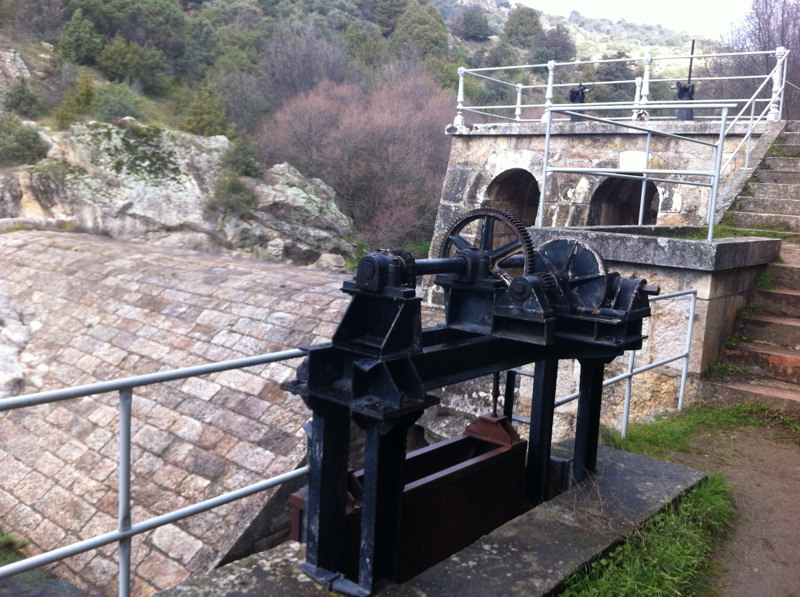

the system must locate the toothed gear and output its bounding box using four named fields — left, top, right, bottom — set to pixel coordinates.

left=438, top=208, right=535, bottom=284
